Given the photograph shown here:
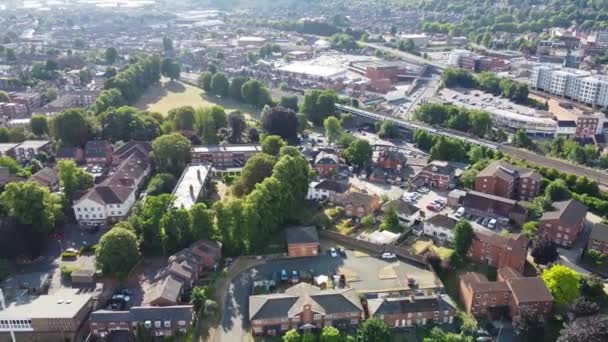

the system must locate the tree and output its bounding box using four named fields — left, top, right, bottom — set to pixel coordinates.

left=283, top=329, right=301, bottom=342
left=262, top=106, right=299, bottom=142
left=423, top=327, right=474, bottom=342
left=359, top=318, right=390, bottom=342
left=514, top=309, right=546, bottom=342
left=227, top=111, right=247, bottom=143
left=247, top=127, right=260, bottom=143
left=51, top=109, right=93, bottom=147
left=210, top=72, right=229, bottom=97
left=568, top=297, right=600, bottom=321
left=0, top=91, right=9, bottom=102
left=301, top=89, right=338, bottom=126
left=558, top=314, right=608, bottom=342
left=542, top=264, right=580, bottom=306
left=378, top=120, right=399, bottom=139
left=522, top=221, right=539, bottom=239
left=320, top=326, right=340, bottom=342
left=414, top=130, right=434, bottom=151
left=454, top=220, right=474, bottom=256
left=99, top=106, right=160, bottom=142
left=343, top=139, right=372, bottom=167
left=261, top=135, right=286, bottom=156
left=58, top=160, right=94, bottom=201
left=323, top=116, right=343, bottom=143
left=233, top=153, right=276, bottom=196
left=545, top=179, right=572, bottom=202
left=151, top=133, right=192, bottom=176
left=586, top=249, right=606, bottom=266
left=0, top=181, right=63, bottom=234
left=301, top=333, right=316, bottom=342
left=169, top=106, right=196, bottom=131
left=579, top=275, right=608, bottom=303
left=0, top=156, right=21, bottom=174
left=190, top=203, right=215, bottom=240
left=29, top=115, right=48, bottom=136
left=146, top=173, right=177, bottom=196
left=161, top=58, right=180, bottom=81
left=160, top=208, right=192, bottom=254
left=105, top=47, right=118, bottom=64
left=442, top=67, right=476, bottom=88
left=531, top=238, right=559, bottom=265
left=96, top=228, right=140, bottom=278
left=380, top=207, right=401, bottom=232
left=198, top=72, right=213, bottom=92
left=162, top=37, right=173, bottom=51
left=280, top=95, right=299, bottom=112
left=241, top=80, right=272, bottom=108
left=513, top=129, right=534, bottom=149
left=337, top=133, right=355, bottom=148
left=91, top=88, right=125, bottom=115
left=190, top=286, right=208, bottom=312
left=229, top=77, right=248, bottom=101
